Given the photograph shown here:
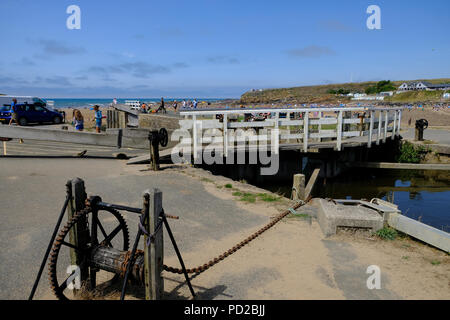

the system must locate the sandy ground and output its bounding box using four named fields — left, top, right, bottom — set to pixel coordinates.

left=1, top=157, right=448, bottom=300
left=157, top=166, right=450, bottom=300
